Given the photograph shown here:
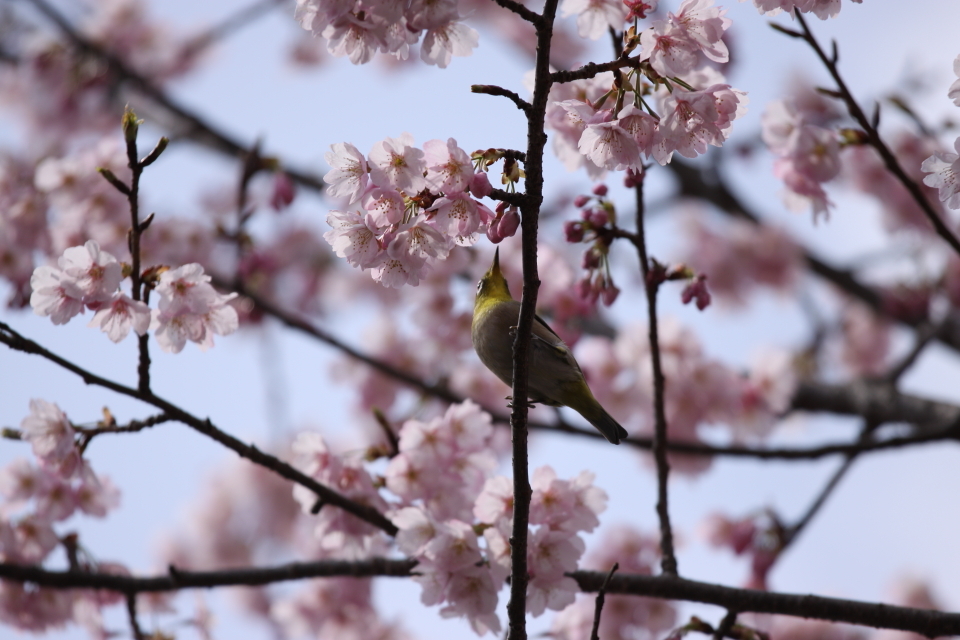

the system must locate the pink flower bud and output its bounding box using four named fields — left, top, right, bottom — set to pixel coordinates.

left=600, top=282, right=620, bottom=306
left=270, top=172, right=296, bottom=211
left=497, top=208, right=520, bottom=238
left=486, top=223, right=505, bottom=244
left=681, top=274, right=711, bottom=311
left=588, top=209, right=609, bottom=227
left=470, top=171, right=493, bottom=198
left=573, top=194, right=590, bottom=208
left=581, top=248, right=601, bottom=270
left=592, top=183, right=608, bottom=196
left=624, top=167, right=644, bottom=188
left=564, top=221, right=585, bottom=243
